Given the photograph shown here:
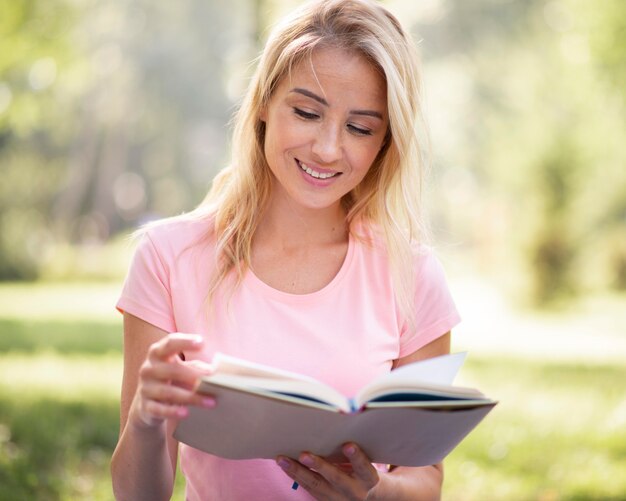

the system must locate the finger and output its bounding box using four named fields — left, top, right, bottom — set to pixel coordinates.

left=276, top=456, right=333, bottom=498
left=336, top=462, right=354, bottom=474
left=141, top=399, right=190, bottom=424
left=299, top=452, right=358, bottom=498
left=183, top=359, right=214, bottom=375
left=149, top=333, right=204, bottom=362
left=139, top=359, right=201, bottom=390
left=180, top=360, right=215, bottom=386
left=141, top=379, right=189, bottom=402
left=141, top=381, right=215, bottom=408
left=343, top=443, right=379, bottom=489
